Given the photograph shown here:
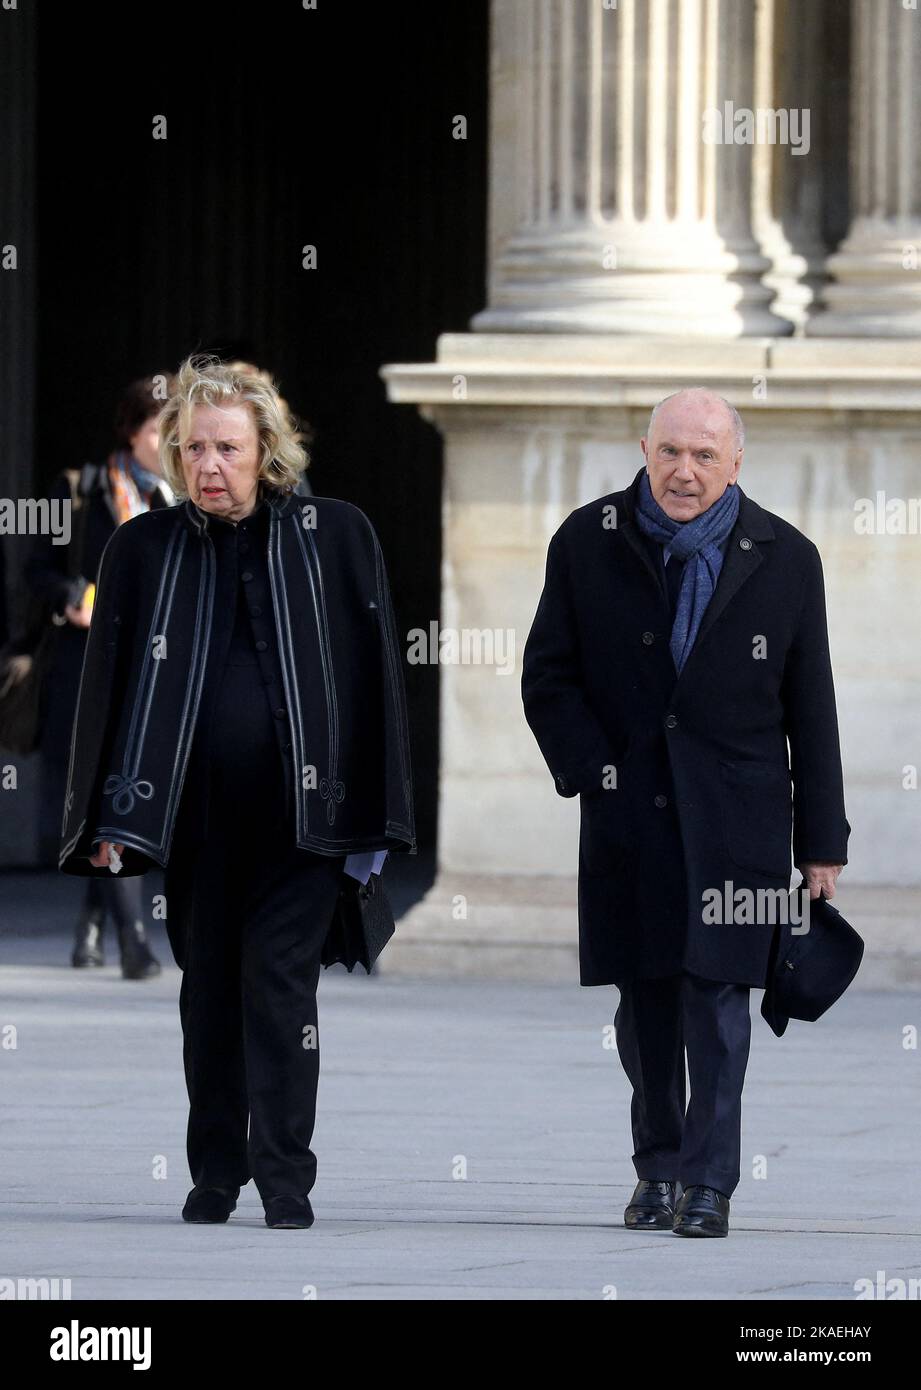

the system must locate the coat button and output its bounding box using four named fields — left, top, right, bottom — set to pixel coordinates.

left=255, top=639, right=268, bottom=651
left=274, top=707, right=286, bottom=719
left=239, top=540, right=249, bottom=553
left=654, top=794, right=668, bottom=808
left=249, top=605, right=262, bottom=617
left=739, top=538, right=752, bottom=551
left=642, top=631, right=655, bottom=645
left=241, top=570, right=254, bottom=582
left=555, top=773, right=568, bottom=793
left=664, top=714, right=678, bottom=729
left=282, top=742, right=292, bottom=752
